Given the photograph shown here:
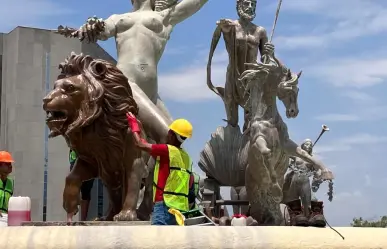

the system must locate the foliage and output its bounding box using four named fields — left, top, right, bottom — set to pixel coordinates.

left=351, top=216, right=387, bottom=227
